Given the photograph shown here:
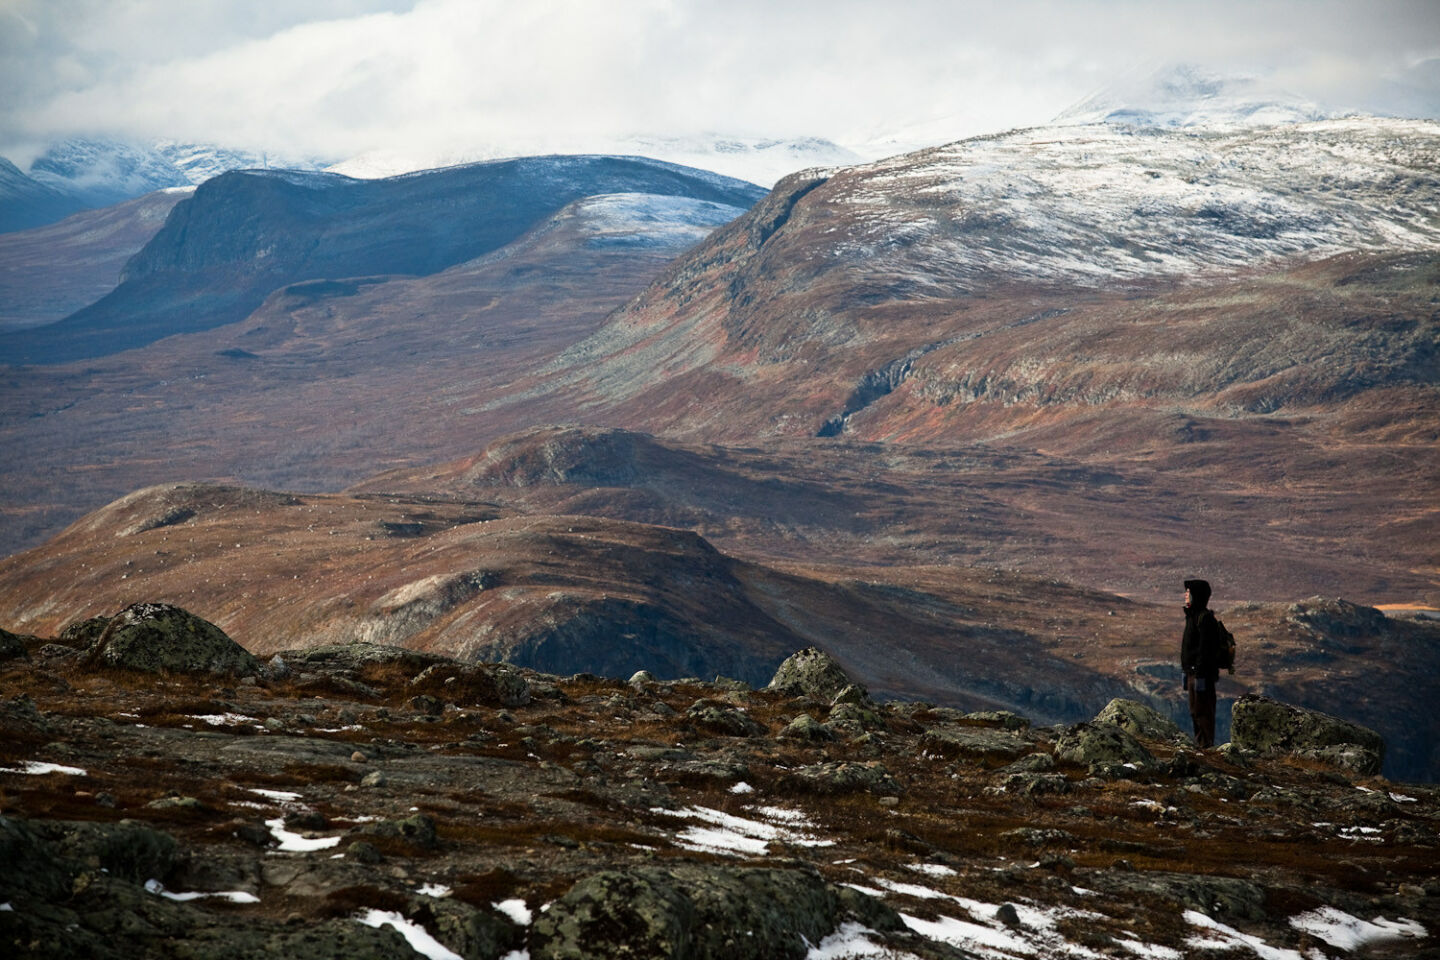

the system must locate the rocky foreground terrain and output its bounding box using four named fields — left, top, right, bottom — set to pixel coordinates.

left=1, top=605, right=1435, bottom=959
